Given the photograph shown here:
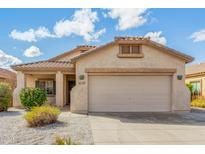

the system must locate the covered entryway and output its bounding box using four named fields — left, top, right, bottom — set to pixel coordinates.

left=88, top=75, right=172, bottom=112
